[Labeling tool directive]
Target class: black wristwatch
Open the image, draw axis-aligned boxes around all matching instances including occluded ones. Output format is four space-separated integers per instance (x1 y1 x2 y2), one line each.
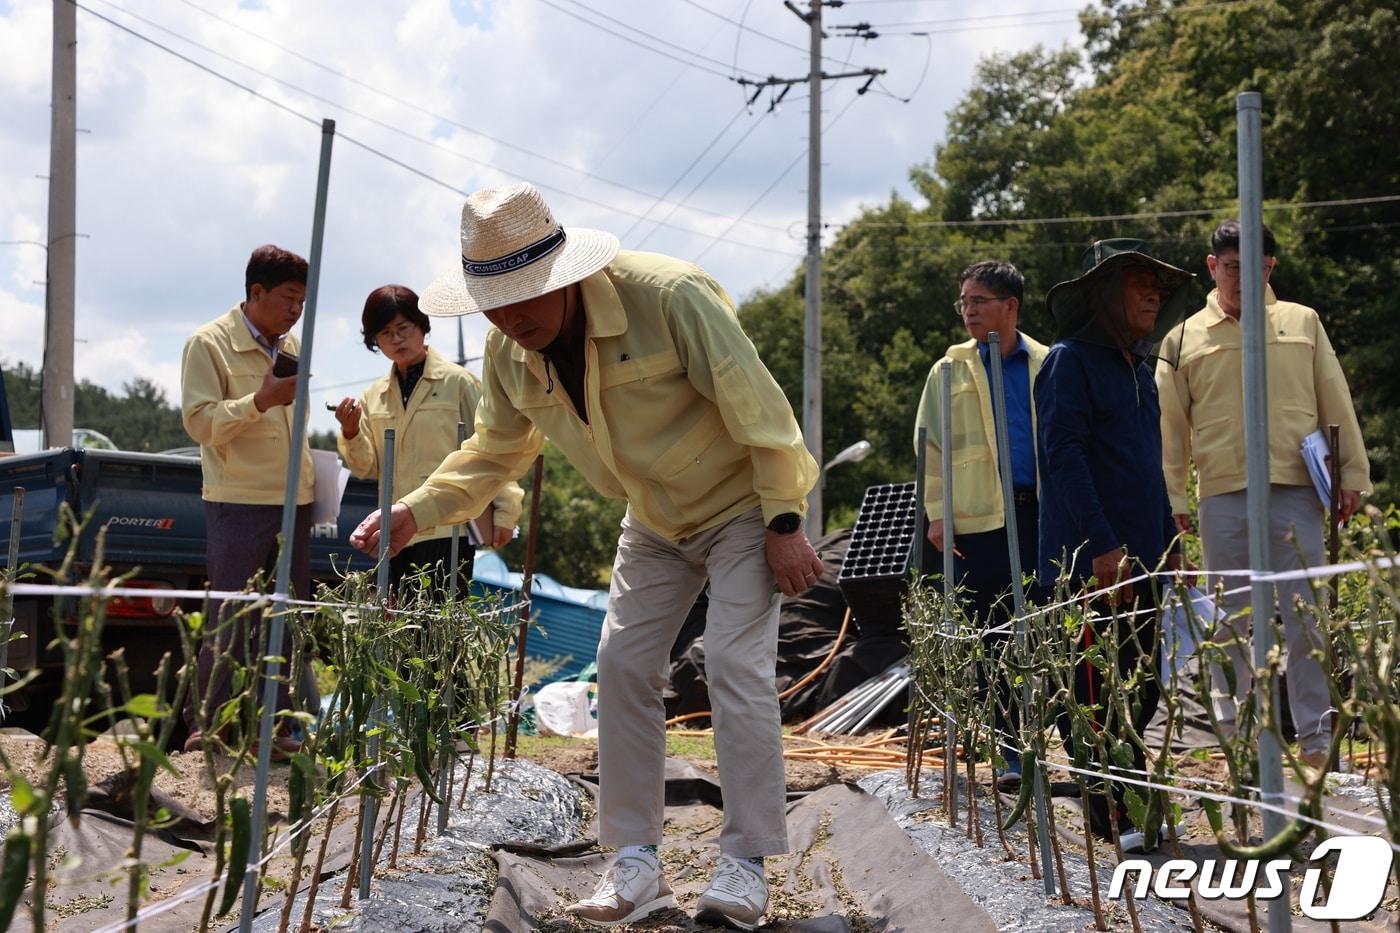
767 512 802 534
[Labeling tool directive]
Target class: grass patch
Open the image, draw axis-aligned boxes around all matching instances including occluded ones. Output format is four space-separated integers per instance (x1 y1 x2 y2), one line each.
512 730 716 764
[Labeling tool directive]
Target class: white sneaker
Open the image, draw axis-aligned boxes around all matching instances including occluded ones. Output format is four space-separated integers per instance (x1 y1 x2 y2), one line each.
1119 822 1187 854
695 854 769 931
564 855 675 927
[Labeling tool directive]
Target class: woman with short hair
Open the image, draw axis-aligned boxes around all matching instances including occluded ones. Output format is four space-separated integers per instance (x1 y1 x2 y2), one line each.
336 284 522 596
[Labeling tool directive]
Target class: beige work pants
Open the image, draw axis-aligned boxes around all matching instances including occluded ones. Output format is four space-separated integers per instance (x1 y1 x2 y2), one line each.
596 507 788 856
1200 484 1332 755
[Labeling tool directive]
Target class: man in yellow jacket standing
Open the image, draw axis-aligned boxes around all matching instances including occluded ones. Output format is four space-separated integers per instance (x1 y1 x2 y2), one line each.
1157 219 1372 769
914 260 1048 790
179 244 314 755
351 183 821 930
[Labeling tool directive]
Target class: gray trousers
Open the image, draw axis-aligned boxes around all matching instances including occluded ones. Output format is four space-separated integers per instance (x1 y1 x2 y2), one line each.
596 508 787 856
184 501 312 733
1199 485 1331 754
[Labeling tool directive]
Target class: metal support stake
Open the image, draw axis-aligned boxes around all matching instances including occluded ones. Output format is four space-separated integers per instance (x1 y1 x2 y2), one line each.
241 118 335 931
938 365 958 825
988 331 1055 895
802 0 824 535
1326 424 1342 610
439 420 468 833
911 426 927 791
504 455 545 759
358 428 395 900
1237 91 1290 933
1 488 24 703
447 421 468 602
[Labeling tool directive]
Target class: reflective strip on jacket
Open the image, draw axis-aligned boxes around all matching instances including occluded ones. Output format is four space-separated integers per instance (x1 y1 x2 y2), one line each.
399 251 817 542
338 346 524 546
914 333 1048 535
181 305 315 505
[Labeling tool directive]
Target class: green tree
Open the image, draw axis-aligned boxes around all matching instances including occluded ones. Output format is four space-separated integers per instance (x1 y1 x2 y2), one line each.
496 442 626 589
2 360 189 451
740 0 1399 511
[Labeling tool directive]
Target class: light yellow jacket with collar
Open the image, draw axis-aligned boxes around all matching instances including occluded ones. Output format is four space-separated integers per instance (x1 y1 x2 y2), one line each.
914 333 1049 535
399 251 818 543
1156 286 1372 513
338 346 523 547
181 305 315 505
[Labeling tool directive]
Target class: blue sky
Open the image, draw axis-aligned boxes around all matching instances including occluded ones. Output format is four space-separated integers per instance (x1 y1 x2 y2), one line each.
0 0 1082 438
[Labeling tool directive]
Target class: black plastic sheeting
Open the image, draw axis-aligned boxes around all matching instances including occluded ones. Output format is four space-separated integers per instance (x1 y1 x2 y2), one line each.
487 762 997 931
665 528 908 728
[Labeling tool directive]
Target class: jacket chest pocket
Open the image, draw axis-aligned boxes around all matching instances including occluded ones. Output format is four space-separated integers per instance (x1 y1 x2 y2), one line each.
227 361 269 397
949 383 989 449
413 397 457 422
600 350 682 389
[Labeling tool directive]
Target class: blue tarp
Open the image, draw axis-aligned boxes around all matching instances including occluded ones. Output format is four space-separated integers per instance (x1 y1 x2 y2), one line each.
473 551 606 679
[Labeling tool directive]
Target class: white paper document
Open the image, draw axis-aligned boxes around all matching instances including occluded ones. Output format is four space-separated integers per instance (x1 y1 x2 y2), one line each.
1159 586 1226 682
1300 428 1334 509
310 449 352 525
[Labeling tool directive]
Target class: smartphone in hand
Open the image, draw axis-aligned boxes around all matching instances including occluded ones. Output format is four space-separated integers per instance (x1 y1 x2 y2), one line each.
273 349 299 378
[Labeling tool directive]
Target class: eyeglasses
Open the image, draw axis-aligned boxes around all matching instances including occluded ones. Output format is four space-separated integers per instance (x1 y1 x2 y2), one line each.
1218 258 1276 276
376 322 419 344
952 294 1010 315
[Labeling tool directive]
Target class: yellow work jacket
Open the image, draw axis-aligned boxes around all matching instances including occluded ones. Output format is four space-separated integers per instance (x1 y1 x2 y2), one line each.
1156 287 1372 513
338 347 523 546
181 305 315 505
914 334 1048 535
400 251 817 542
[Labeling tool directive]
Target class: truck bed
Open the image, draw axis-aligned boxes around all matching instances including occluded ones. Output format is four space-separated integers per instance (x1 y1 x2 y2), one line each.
0 448 379 580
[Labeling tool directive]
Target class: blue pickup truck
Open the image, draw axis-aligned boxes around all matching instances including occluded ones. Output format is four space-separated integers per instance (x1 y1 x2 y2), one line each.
0 446 380 719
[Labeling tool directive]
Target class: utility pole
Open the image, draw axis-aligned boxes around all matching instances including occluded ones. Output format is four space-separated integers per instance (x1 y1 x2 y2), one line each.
737 1 883 535
43 0 77 450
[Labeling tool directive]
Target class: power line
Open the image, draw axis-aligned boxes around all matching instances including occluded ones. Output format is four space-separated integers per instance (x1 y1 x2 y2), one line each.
850 6 1094 28
634 107 775 250
846 218 1400 254
74 2 319 127
831 194 1400 230
78 0 800 256
110 0 791 237
862 0 1261 34
673 0 875 71
594 4 736 172
694 92 864 264
71 3 805 260
621 106 750 242
532 0 761 80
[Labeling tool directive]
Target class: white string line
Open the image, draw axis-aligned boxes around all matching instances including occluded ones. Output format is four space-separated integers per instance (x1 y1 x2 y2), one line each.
908 680 1393 834
1 582 524 624
90 760 390 933
1034 750 1396 833
910 554 1397 640
1035 757 1400 856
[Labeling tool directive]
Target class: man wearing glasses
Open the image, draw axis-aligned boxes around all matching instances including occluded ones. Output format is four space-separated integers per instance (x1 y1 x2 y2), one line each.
914 260 1048 790
1156 219 1372 771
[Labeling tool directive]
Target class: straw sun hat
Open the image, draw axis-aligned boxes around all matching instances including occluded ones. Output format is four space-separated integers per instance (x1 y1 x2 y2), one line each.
419 183 620 317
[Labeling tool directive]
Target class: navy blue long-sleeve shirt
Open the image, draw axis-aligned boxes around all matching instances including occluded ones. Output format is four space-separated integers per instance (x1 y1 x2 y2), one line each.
1035 339 1177 587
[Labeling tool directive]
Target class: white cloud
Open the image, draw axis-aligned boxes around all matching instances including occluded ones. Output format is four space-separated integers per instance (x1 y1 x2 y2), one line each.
0 0 1083 436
